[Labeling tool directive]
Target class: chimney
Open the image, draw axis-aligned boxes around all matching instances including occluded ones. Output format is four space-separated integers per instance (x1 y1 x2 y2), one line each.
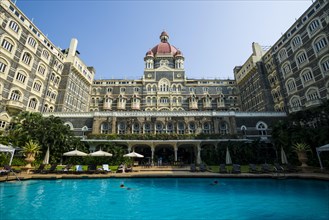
68 38 78 57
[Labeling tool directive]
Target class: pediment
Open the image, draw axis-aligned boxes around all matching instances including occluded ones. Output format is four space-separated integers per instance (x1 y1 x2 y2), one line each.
156 65 173 71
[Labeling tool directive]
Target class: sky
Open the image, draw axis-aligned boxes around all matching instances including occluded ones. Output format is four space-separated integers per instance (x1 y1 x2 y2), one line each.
15 0 313 80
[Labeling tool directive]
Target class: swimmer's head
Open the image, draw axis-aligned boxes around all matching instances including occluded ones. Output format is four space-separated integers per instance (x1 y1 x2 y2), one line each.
214 180 218 184
120 184 124 188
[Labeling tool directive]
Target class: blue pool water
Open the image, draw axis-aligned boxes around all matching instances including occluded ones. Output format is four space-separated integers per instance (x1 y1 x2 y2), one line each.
0 178 328 220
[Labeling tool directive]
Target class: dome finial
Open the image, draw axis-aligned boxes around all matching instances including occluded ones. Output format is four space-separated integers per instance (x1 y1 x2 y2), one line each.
160 31 169 43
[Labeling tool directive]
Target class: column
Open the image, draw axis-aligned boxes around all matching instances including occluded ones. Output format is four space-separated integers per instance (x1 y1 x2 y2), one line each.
196 142 201 165
174 143 178 161
151 144 155 166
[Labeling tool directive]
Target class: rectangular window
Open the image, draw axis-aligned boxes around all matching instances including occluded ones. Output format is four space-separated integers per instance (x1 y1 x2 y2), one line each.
309 20 320 33
33 82 41 92
302 71 313 82
28 99 37 109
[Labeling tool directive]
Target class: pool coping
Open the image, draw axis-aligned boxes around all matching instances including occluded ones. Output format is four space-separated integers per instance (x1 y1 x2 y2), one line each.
1 171 329 182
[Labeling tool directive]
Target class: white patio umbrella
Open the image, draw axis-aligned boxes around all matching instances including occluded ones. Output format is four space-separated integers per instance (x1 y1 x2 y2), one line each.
43 146 50 164
225 147 232 165
123 151 144 158
63 149 88 156
89 149 113 157
281 147 288 164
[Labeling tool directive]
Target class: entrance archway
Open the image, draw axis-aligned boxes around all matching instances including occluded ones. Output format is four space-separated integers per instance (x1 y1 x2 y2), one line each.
154 145 174 165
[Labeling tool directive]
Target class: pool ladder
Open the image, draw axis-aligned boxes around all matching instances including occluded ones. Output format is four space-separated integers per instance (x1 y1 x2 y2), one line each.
6 169 21 182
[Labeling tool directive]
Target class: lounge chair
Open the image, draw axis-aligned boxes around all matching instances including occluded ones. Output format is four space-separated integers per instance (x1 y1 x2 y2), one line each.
116 164 125 173
190 164 197 172
199 163 207 172
273 163 284 173
285 163 299 173
58 164 73 174
33 164 46 174
75 165 83 174
43 164 58 174
87 164 97 174
232 164 241 174
261 163 272 173
102 164 111 173
4 165 21 174
125 165 133 172
249 164 260 173
219 164 228 173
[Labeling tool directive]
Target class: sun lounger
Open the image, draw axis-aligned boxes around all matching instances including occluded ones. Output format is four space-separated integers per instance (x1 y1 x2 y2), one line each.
219 164 228 173
102 164 111 173
87 164 97 174
273 163 284 173
261 164 272 173
232 164 241 174
116 164 125 173
33 164 46 174
190 164 197 172
199 163 207 172
74 165 83 174
249 164 260 173
4 165 21 174
285 163 299 173
58 164 73 174
125 165 133 172
43 164 58 174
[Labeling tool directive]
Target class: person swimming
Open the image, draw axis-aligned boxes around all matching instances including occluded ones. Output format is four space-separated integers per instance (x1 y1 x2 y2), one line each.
210 180 219 186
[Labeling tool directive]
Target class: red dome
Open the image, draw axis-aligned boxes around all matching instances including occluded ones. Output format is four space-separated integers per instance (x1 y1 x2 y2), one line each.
145 50 154 57
151 42 178 55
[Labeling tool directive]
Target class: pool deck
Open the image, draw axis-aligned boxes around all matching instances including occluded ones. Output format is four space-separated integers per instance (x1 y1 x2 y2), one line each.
1 166 329 182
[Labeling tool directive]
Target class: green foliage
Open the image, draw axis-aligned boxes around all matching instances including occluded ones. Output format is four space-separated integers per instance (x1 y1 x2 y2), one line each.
22 140 42 156
292 143 311 153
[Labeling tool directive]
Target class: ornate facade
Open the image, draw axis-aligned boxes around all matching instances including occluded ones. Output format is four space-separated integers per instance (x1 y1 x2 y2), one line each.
91 31 240 112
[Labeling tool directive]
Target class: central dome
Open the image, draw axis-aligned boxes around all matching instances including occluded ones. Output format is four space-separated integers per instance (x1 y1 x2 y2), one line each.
150 31 179 56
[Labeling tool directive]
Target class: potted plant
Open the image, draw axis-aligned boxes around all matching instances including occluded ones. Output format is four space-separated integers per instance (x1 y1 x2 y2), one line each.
22 140 42 168
292 142 311 167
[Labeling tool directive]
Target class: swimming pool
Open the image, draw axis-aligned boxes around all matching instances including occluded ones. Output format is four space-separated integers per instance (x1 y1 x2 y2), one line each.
0 178 328 219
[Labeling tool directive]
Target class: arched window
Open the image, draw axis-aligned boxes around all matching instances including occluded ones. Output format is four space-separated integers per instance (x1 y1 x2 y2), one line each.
300 68 314 86
28 98 38 109
291 35 302 51
8 20 20 33
285 78 297 94
117 122 126 134
313 35 328 54
101 122 111 134
278 48 288 62
155 122 163 134
319 56 329 74
308 18 321 36
1 37 14 52
32 80 42 92
256 122 267 136
21 52 32 65
10 90 21 101
42 50 50 60
203 122 211 134
177 121 185 134
27 37 37 48
295 50 308 67
188 122 196 134
0 57 8 73
42 104 49 112
15 71 27 84
158 78 170 92
290 96 301 108
220 122 228 135
241 125 247 136
132 123 140 134
144 123 152 134
37 63 46 75
166 122 174 134
305 87 320 101
281 62 291 78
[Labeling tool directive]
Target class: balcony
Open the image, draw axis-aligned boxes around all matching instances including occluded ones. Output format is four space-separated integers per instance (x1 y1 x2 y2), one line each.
117 103 126 110
103 102 112 110
6 100 25 114
131 103 141 110
289 106 303 113
189 102 198 110
305 99 322 108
